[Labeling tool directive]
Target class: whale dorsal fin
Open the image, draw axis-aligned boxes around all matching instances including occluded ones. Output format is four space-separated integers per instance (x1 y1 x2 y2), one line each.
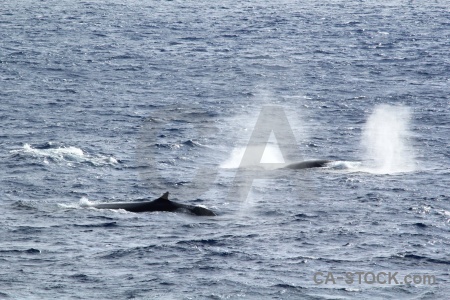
160 192 169 200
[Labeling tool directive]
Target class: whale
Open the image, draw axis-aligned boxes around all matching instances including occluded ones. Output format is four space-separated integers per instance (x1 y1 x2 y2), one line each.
91 192 216 216
283 159 331 169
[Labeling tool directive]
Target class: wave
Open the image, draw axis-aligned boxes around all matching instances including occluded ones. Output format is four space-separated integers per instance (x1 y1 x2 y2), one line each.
10 143 119 167
0 248 41 254
155 140 203 149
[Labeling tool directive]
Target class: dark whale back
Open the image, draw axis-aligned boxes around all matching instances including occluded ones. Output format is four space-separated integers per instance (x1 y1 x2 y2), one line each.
284 159 331 169
91 192 216 216
189 206 216 217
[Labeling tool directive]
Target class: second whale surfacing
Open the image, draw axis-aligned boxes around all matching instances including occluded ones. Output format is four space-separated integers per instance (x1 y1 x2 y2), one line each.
91 192 216 216
283 159 331 169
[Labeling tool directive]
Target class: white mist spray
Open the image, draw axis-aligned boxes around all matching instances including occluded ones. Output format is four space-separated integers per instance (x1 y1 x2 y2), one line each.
361 104 416 174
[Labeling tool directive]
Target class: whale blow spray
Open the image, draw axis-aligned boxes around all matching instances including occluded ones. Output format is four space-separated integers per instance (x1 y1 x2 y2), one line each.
361 104 416 174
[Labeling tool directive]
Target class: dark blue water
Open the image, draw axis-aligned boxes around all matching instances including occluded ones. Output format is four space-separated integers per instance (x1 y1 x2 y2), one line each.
1 1 449 299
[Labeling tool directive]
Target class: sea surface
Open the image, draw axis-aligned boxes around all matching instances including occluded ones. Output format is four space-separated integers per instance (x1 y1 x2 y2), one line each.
1 0 449 299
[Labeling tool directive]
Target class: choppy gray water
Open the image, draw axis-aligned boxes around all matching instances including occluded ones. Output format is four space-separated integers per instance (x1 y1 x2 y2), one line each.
1 1 449 299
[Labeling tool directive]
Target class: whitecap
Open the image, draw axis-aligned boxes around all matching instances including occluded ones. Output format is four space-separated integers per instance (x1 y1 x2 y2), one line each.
11 143 119 167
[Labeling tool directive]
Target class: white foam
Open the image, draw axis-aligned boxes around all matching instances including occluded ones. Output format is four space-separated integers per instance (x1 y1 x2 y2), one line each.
328 160 362 170
79 196 93 207
18 143 84 162
12 144 119 167
57 197 91 209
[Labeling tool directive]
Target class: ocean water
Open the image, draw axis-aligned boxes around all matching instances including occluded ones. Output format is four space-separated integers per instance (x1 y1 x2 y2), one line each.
1 0 449 299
